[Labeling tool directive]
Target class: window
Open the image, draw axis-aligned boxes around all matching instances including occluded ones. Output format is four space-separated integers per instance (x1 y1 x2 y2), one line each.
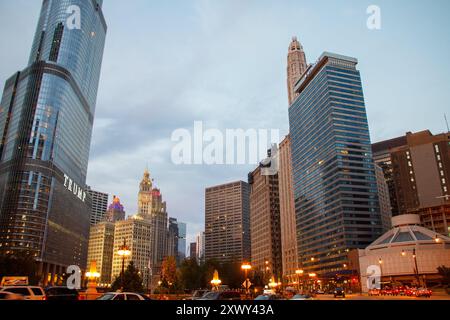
31 288 44 296
7 288 30 296
126 294 141 301
112 294 125 301
435 145 440 153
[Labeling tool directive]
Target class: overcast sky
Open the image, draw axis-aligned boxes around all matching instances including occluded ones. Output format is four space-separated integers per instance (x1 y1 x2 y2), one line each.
1 0 450 247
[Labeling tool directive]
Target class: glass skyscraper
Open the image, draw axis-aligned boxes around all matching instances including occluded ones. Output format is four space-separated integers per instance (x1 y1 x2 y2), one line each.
289 52 382 276
0 0 107 283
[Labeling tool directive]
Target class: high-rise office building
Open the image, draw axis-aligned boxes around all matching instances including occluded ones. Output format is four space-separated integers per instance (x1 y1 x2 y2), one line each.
177 222 187 261
86 221 115 286
189 242 197 260
375 164 392 232
372 135 408 216
279 135 298 280
289 52 382 275
104 196 125 223
167 217 179 259
87 187 109 225
196 231 205 263
390 130 450 212
205 181 251 264
287 37 308 105
248 165 282 280
0 0 107 283
111 215 152 286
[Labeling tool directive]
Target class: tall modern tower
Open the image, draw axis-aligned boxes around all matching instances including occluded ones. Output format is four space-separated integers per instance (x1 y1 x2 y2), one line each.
205 181 251 264
287 37 307 105
0 0 107 283
289 52 382 276
87 187 109 225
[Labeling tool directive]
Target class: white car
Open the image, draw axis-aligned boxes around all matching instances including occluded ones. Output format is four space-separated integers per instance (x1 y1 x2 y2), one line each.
0 286 45 300
0 291 25 300
291 294 315 300
96 292 151 301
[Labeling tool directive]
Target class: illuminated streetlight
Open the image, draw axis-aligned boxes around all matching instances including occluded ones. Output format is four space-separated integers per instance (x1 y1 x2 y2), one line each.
117 239 131 291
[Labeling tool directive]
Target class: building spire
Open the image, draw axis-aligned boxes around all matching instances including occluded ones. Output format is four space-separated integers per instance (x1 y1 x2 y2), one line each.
287 36 307 106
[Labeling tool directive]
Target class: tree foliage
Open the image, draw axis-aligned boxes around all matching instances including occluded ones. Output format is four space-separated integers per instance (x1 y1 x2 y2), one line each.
111 261 144 293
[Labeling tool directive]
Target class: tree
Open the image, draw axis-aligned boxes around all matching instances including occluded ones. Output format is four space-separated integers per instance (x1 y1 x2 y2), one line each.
0 254 39 285
111 261 144 293
160 256 179 293
179 258 201 291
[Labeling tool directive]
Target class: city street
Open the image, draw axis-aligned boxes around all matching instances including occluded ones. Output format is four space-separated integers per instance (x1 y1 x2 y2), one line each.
313 293 450 301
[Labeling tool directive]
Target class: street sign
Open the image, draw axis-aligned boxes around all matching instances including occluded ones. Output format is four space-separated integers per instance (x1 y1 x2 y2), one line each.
1 276 29 286
242 279 252 290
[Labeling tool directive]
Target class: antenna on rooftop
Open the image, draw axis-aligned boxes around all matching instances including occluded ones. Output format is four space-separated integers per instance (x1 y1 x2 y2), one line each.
445 113 450 133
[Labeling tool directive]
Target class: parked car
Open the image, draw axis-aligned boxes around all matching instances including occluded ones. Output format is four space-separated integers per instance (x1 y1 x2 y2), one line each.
315 289 325 295
254 294 283 301
197 291 241 301
0 291 25 300
333 287 345 298
381 288 393 296
185 290 210 300
415 288 432 298
97 292 151 301
0 286 45 300
291 294 314 300
405 288 417 296
368 288 380 296
44 287 80 301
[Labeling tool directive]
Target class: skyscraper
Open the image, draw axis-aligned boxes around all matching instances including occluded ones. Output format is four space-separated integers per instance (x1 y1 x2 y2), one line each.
111 215 152 286
287 37 308 105
0 0 107 283
375 165 392 232
248 165 282 280
279 135 298 280
86 221 115 286
189 242 197 260
196 231 205 263
167 217 179 260
205 181 251 264
289 52 382 275
390 130 450 212
137 169 168 276
372 135 408 216
280 37 308 280
87 187 109 225
104 196 126 223
177 222 187 261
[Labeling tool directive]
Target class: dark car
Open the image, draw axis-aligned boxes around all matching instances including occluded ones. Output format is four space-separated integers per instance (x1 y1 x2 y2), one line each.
198 291 241 301
44 287 80 301
333 287 345 298
254 294 283 301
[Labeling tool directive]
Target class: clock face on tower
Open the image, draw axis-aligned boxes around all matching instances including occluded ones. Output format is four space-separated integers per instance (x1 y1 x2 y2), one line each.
140 193 151 203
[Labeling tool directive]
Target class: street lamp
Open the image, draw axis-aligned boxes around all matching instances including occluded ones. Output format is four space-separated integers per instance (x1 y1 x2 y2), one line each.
241 263 252 298
117 239 131 291
402 248 421 287
241 263 252 279
378 258 383 290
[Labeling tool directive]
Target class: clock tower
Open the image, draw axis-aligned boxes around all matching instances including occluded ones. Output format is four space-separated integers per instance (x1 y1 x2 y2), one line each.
138 168 153 217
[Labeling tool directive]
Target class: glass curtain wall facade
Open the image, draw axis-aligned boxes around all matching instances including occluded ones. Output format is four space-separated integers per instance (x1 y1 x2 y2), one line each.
0 0 107 284
289 52 382 275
